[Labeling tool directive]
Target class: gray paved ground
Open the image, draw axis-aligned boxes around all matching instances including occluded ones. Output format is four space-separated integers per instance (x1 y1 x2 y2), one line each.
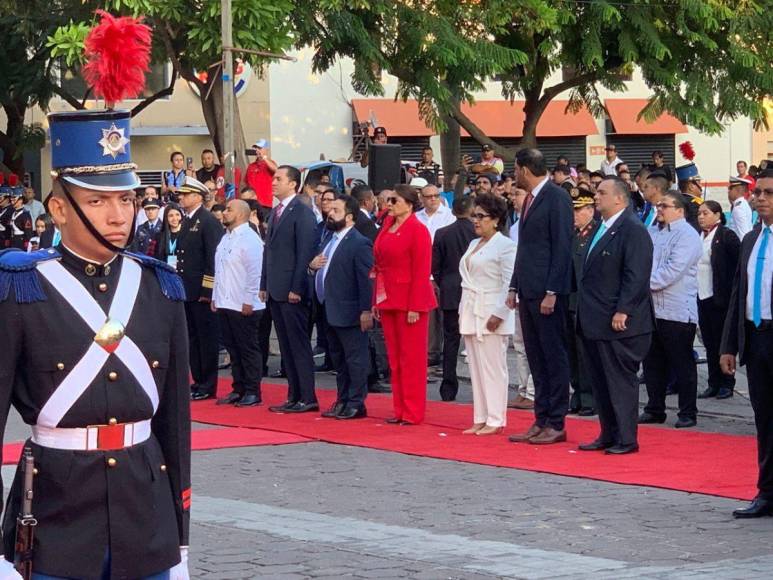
3 338 771 579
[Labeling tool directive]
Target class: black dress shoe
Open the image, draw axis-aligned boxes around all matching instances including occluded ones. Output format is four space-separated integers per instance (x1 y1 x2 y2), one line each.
578 439 615 451
269 400 297 413
385 417 402 424
216 391 242 405
567 406 581 415
235 394 261 407
269 369 286 379
321 402 345 418
337 407 367 419
605 443 639 455
698 387 720 399
638 412 666 424
733 498 773 519
578 407 596 417
674 417 697 429
283 401 320 413
368 383 392 394
716 388 734 399
191 391 214 401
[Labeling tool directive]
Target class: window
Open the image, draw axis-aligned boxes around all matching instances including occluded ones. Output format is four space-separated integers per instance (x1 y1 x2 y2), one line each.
58 61 171 100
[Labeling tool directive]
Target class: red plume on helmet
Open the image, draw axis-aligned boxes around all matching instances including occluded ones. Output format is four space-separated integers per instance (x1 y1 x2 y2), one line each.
82 10 152 108
678 141 696 162
8 174 18 187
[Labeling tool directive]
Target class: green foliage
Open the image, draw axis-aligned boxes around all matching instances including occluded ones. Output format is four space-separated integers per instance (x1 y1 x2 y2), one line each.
299 0 773 140
46 21 90 68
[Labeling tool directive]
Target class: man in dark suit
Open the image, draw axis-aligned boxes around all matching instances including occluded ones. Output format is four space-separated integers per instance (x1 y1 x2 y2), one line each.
507 148 574 445
260 165 319 413
432 196 476 401
721 168 773 518
311 194 374 418
351 184 379 242
176 177 225 400
576 177 655 455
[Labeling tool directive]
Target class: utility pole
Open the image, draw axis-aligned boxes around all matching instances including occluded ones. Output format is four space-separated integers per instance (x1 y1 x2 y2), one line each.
221 0 234 185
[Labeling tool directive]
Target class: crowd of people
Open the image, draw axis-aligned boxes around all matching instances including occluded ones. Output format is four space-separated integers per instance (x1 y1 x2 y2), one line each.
4 131 772 520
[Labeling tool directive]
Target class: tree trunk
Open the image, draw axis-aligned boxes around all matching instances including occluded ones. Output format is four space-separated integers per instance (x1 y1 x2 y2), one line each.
197 70 248 175
439 110 460 191
519 94 543 150
0 104 26 176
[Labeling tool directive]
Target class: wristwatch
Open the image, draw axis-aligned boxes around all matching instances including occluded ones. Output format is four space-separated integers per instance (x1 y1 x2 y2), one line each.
545 291 556 296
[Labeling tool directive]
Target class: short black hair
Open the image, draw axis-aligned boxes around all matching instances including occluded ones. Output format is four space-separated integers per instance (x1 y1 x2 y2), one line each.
278 165 302 192
170 151 184 162
211 203 225 213
451 195 474 217
515 148 547 177
351 184 374 204
202 149 215 156
601 176 631 201
665 192 687 210
422 146 433 152
306 174 322 189
335 193 361 219
554 164 571 175
474 193 508 233
646 174 670 194
589 171 604 180
757 167 773 179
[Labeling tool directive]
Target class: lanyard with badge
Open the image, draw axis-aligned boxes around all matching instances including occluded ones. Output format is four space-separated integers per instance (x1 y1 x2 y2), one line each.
167 237 178 269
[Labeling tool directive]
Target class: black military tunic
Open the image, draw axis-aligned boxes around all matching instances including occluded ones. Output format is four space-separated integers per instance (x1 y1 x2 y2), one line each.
8 208 33 250
0 245 191 579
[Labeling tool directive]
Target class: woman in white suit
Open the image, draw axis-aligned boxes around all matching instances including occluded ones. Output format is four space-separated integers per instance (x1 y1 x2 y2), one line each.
459 194 517 435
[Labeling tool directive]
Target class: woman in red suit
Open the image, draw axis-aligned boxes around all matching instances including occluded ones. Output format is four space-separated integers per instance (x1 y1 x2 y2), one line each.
372 185 438 424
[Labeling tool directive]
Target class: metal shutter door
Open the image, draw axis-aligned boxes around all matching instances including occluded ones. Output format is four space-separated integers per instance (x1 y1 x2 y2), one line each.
461 137 587 172
606 135 675 173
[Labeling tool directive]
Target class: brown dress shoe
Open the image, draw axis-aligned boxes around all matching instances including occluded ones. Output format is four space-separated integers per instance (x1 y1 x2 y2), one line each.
508 423 542 443
529 427 567 445
512 397 534 410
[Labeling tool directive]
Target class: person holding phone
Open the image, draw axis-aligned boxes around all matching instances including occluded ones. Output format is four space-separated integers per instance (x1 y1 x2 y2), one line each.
245 139 277 212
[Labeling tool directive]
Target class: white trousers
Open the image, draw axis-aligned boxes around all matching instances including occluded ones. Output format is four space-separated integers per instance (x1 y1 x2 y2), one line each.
464 334 510 427
512 312 535 399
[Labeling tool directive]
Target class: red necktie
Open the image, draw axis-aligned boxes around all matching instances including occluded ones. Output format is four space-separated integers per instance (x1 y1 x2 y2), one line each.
273 203 284 224
521 193 534 221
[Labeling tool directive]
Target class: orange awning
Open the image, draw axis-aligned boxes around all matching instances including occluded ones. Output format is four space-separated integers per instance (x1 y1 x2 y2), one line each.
352 99 598 138
605 99 688 135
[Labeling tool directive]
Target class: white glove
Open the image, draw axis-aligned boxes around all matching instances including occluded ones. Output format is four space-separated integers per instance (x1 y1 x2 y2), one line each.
0 557 23 580
168 546 190 580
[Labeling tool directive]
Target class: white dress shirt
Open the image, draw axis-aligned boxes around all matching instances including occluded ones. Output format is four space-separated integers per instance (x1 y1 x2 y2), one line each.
416 204 456 241
213 222 266 312
508 215 520 246
730 197 753 241
600 156 623 176
320 226 353 286
746 223 773 321
530 176 550 200
697 226 717 300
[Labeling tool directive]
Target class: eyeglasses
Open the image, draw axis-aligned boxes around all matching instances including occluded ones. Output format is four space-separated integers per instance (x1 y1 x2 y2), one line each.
422 194 440 199
471 212 491 220
656 202 676 209
752 188 773 198
386 197 399 205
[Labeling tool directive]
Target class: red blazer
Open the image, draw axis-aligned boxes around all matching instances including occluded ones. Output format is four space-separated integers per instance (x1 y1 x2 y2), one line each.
373 213 438 312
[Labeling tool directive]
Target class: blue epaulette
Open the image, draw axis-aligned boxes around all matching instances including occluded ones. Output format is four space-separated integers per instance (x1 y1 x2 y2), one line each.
123 251 187 302
0 248 60 303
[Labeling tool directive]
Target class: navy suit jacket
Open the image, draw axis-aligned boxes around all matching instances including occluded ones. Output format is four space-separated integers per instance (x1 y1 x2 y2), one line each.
576 208 655 341
261 195 318 301
317 228 374 327
510 179 574 298
721 224 772 364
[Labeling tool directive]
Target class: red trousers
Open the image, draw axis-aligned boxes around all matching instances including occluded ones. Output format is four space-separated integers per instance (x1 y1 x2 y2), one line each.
381 310 429 424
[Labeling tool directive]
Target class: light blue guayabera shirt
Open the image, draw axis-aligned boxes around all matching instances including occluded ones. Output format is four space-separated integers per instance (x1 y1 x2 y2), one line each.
648 217 703 324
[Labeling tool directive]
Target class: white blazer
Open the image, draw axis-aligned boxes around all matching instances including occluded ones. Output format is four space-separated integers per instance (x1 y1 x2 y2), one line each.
458 232 517 339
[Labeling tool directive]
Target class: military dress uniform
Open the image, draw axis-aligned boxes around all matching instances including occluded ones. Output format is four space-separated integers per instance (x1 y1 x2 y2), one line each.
0 106 192 579
174 192 224 398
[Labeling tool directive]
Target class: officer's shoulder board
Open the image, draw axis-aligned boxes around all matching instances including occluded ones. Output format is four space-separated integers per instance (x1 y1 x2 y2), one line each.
123 251 187 302
0 248 59 303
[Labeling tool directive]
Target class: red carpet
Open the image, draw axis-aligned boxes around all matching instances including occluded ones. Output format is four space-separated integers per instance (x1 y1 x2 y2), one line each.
186 379 759 501
2 427 311 465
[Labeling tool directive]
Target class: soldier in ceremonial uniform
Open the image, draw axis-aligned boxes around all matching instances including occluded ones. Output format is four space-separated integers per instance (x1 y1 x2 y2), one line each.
174 176 224 400
0 102 191 579
0 178 13 248
7 176 34 250
568 187 597 415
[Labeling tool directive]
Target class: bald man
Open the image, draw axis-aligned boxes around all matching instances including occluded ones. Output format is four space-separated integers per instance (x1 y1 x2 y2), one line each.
212 199 267 407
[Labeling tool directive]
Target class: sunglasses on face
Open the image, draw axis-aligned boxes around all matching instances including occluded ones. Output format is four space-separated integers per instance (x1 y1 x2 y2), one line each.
386 197 400 205
471 212 491 220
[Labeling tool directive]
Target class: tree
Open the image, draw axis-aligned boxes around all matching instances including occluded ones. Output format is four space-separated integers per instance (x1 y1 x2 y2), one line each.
0 1 93 175
294 1 773 164
52 0 295 170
